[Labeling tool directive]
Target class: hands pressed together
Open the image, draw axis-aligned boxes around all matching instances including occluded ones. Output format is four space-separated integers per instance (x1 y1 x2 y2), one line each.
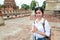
32 26 46 36
32 26 39 33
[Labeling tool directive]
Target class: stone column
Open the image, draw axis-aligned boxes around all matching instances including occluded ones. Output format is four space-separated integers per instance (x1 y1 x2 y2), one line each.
0 10 4 26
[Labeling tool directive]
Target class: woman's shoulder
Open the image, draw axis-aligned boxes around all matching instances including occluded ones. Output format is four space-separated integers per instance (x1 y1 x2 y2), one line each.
42 18 49 23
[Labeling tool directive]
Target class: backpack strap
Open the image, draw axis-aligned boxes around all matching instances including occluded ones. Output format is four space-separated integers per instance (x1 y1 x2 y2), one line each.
42 19 46 32
43 20 51 38
34 21 35 24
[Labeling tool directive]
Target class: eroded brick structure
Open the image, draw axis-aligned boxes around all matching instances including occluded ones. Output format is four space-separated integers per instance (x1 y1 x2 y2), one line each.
46 0 60 10
4 0 17 12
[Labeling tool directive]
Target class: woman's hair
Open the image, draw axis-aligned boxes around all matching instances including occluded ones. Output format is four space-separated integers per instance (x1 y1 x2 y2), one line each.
35 7 44 15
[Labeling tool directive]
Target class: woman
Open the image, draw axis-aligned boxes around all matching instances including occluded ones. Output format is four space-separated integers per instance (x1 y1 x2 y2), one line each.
32 7 50 40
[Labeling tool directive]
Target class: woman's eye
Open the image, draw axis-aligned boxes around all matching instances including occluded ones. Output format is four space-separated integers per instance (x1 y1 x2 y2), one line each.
37 12 40 14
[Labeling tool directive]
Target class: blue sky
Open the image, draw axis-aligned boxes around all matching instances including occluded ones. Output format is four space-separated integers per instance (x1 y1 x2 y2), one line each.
0 0 45 8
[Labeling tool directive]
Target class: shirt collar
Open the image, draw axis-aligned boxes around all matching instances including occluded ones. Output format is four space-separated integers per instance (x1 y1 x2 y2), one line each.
35 18 44 24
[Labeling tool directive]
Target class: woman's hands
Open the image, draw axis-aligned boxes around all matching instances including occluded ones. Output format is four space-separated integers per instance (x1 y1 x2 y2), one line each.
32 26 39 33
32 26 47 36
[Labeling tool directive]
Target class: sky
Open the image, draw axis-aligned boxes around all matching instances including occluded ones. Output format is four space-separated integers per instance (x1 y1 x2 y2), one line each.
0 0 45 8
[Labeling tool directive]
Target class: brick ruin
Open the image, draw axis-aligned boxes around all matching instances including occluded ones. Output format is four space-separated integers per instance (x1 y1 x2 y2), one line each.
4 0 17 12
45 0 60 18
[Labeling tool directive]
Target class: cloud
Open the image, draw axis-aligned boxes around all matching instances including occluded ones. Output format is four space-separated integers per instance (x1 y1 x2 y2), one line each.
36 0 45 6
15 0 32 8
0 0 4 4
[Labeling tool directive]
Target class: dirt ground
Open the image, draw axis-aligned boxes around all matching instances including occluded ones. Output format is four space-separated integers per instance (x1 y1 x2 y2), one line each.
9 24 60 40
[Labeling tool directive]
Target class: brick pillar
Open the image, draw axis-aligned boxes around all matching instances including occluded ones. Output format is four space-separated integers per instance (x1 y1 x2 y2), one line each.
0 10 4 26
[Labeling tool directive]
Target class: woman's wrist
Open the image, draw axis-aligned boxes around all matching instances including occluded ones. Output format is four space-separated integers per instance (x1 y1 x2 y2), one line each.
36 31 46 36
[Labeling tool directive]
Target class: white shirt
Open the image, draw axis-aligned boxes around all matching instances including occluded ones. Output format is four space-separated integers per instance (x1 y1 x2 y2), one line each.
32 18 50 39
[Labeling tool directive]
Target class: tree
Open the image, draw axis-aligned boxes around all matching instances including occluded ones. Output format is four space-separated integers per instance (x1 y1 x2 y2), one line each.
42 1 46 10
0 4 2 10
30 0 37 10
21 4 29 10
0 4 4 10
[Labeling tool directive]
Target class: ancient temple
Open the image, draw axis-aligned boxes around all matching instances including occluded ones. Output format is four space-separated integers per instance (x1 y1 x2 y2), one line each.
45 0 60 18
4 0 17 11
46 0 60 10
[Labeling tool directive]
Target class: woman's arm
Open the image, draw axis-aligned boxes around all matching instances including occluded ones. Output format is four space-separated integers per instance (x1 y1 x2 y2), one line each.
32 26 47 36
44 20 50 37
32 20 50 36
38 20 50 37
33 20 50 37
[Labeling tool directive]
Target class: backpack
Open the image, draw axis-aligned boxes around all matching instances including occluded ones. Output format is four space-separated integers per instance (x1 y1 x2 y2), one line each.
43 20 51 40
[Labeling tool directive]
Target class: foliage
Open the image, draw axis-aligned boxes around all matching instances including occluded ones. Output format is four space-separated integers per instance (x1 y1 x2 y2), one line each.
42 1 46 10
30 0 37 10
21 4 29 10
0 4 4 10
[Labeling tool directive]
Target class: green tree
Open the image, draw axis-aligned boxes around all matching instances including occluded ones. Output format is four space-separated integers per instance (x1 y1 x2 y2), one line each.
21 4 29 10
0 4 4 10
42 1 46 10
30 0 37 10
0 4 2 10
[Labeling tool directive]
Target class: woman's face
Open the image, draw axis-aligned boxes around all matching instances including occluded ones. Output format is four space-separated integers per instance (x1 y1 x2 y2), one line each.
35 10 43 18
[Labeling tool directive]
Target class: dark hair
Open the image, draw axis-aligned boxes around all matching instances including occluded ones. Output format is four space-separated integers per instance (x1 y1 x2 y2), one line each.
35 7 44 15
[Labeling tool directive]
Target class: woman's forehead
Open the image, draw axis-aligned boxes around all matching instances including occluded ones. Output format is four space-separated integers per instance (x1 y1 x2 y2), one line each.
36 10 41 12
